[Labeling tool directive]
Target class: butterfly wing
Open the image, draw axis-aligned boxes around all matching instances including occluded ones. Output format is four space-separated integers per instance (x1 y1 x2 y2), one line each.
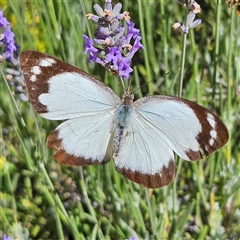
20 50 121 165
114 95 228 188
114 115 175 188
47 113 115 166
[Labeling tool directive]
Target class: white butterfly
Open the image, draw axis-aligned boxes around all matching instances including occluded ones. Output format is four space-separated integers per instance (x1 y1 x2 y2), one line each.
20 51 229 188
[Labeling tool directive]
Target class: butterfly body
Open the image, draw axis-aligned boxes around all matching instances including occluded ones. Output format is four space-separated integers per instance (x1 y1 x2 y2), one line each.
20 51 229 188
114 93 134 155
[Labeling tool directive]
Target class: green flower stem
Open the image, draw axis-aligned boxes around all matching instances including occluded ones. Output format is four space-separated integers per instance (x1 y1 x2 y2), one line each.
212 1 221 100
179 33 187 98
173 30 187 211
145 188 156 235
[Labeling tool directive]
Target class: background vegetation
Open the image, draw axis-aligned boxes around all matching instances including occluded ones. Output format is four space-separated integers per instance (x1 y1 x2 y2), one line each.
1 0 239 239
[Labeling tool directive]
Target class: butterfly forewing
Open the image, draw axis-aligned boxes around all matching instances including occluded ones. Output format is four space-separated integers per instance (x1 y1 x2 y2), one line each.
20 51 121 119
20 50 121 166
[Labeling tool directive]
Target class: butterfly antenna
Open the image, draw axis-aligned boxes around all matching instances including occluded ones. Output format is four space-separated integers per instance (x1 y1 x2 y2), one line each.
132 71 171 94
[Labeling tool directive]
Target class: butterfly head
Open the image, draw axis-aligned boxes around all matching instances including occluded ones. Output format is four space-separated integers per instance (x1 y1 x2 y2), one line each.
122 92 134 106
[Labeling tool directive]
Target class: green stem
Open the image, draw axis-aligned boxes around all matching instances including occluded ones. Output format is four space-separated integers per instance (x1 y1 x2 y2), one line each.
179 33 187 98
137 0 153 94
212 2 221 100
145 188 156 235
226 7 235 165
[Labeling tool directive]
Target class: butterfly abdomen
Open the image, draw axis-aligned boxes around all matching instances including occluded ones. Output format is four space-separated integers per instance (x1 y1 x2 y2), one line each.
114 94 135 155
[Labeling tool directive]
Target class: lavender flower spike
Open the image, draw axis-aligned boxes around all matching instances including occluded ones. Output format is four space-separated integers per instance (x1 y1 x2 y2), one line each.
6 45 28 101
83 0 144 80
172 11 201 34
0 10 17 61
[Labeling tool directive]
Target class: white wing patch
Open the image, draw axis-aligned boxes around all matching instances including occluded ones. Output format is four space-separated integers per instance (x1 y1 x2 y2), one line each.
30 75 36 82
114 115 174 174
39 72 121 120
31 66 41 75
135 97 202 160
207 113 216 128
53 112 115 163
39 58 56 67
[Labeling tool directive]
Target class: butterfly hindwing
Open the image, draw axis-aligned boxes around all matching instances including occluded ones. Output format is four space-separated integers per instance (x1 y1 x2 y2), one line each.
47 113 115 166
114 110 175 188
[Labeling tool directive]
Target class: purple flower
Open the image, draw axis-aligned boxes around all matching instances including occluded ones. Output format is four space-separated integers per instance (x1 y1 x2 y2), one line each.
2 234 12 240
0 11 17 60
118 58 133 79
83 35 97 55
126 35 144 59
0 14 25 101
172 11 201 34
126 21 140 41
0 11 9 27
106 47 122 65
83 0 144 80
